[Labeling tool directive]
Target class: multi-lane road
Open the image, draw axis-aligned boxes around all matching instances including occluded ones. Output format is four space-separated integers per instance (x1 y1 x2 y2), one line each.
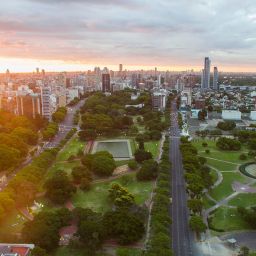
170 100 195 256
44 99 85 148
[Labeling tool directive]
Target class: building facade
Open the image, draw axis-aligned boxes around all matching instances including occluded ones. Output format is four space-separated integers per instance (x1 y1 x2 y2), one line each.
201 57 211 90
102 74 111 92
213 66 219 90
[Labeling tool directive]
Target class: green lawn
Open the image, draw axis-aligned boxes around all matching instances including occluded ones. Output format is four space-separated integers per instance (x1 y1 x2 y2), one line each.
209 172 248 201
47 161 81 177
210 207 250 231
56 136 85 162
205 158 237 172
115 160 130 167
202 195 215 209
116 248 142 256
200 150 250 164
145 141 160 159
129 138 137 154
229 193 256 208
134 140 160 159
72 173 153 212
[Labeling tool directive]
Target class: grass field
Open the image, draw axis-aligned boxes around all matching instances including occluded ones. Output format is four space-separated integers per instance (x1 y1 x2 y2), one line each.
47 136 85 177
205 158 237 172
47 160 81 177
144 141 160 159
209 172 248 201
210 207 250 231
229 193 256 208
116 248 142 256
193 139 251 201
56 136 85 162
72 172 153 212
202 195 215 209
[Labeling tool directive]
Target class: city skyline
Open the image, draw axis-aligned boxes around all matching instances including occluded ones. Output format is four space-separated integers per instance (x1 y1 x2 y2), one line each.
1 0 256 72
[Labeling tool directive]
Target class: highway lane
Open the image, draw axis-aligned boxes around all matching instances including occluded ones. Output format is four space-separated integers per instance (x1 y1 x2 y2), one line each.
170 100 194 256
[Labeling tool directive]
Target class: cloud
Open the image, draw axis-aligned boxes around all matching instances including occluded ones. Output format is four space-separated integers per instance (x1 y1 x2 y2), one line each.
0 0 256 70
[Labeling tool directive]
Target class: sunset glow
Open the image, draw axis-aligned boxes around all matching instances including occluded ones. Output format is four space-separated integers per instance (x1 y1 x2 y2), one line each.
1 0 256 72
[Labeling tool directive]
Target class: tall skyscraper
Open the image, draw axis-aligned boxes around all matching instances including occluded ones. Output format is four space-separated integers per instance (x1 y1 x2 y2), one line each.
119 64 123 72
41 87 51 120
102 74 111 92
201 57 211 90
213 66 219 90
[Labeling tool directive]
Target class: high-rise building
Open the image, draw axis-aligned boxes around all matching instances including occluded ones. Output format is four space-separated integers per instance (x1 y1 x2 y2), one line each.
152 89 168 111
17 93 42 119
36 67 39 74
213 66 219 90
119 64 123 72
41 87 51 120
201 57 211 90
102 74 111 92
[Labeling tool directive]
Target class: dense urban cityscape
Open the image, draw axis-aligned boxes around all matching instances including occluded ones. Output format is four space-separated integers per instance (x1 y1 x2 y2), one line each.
1 0 256 256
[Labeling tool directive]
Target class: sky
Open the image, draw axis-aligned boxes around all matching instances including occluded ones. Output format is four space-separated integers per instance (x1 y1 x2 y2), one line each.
1 0 256 72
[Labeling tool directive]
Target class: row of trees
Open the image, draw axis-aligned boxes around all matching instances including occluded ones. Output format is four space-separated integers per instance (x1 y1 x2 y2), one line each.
216 137 241 151
52 107 67 123
0 128 77 233
144 97 173 255
0 148 58 230
180 137 209 236
144 137 173 255
42 107 68 140
217 121 236 131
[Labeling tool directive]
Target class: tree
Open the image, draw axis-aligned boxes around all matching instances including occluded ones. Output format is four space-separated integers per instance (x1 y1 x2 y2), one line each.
216 137 241 151
91 155 116 177
80 178 91 191
44 171 76 204
136 160 158 181
239 246 250 256
77 219 104 251
12 127 38 145
198 109 207 120
22 209 71 251
249 139 256 150
188 199 203 214
78 129 97 141
31 246 49 256
189 215 207 235
134 149 152 163
103 210 145 245
108 183 135 209
0 144 20 171
71 166 91 184
239 153 247 160
217 121 236 131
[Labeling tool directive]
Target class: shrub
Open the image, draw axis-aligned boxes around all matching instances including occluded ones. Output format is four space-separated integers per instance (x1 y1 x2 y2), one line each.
239 153 247 160
128 160 138 170
216 137 241 151
205 149 210 154
202 142 208 147
80 178 91 191
136 160 158 181
134 149 152 163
